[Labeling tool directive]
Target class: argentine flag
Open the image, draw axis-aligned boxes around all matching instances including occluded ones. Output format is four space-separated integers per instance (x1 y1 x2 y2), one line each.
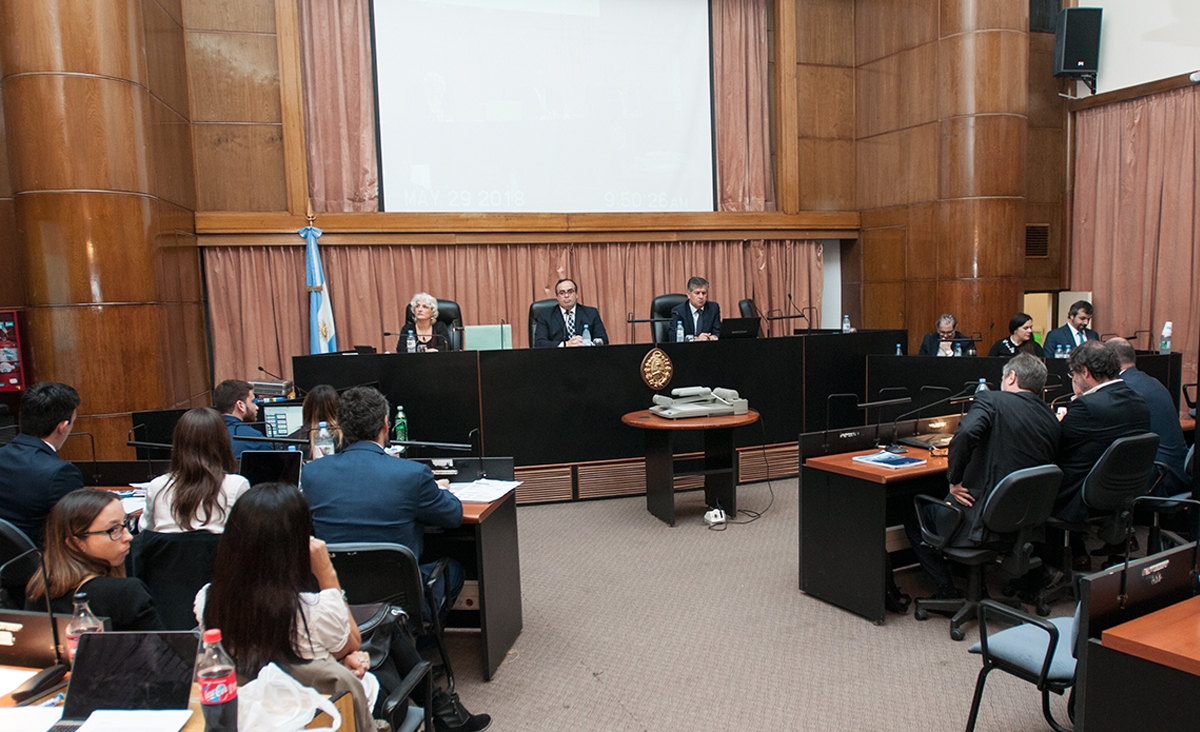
301 225 337 354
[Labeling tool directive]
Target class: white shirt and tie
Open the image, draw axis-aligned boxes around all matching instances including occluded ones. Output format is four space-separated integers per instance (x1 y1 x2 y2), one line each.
561 307 576 338
1074 327 1087 347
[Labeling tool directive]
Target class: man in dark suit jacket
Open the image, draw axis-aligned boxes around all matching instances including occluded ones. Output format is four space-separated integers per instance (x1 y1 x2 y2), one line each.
904 355 1060 596
1055 340 1151 523
214 378 270 458
1107 338 1189 496
534 278 608 348
1042 299 1099 356
0 382 84 546
668 276 721 342
917 313 968 356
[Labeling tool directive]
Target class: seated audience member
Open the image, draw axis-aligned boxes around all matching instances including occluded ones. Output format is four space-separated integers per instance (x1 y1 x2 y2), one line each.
987 313 1045 359
289 384 343 459
1042 299 1099 356
668 276 721 342
26 489 163 631
198 482 491 732
917 314 968 356
0 381 84 546
213 378 270 458
399 292 454 352
534 278 607 347
139 407 250 533
1107 337 1189 496
904 354 1060 599
1054 340 1151 526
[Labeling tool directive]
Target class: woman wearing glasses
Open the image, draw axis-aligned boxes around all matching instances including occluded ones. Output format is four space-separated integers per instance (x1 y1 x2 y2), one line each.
25 488 163 630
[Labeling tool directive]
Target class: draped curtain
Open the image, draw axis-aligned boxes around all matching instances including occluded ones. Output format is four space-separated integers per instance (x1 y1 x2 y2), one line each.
1071 85 1200 405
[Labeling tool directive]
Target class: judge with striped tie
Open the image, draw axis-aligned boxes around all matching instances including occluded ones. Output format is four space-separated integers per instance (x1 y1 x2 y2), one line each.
534 278 609 348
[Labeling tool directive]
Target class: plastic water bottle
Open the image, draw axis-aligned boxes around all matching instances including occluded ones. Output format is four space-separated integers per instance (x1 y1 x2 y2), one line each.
65 591 103 663
196 628 238 731
953 343 963 357
895 343 902 356
406 330 417 353
676 320 685 343
581 323 592 346
841 314 851 333
313 421 335 458
393 406 408 444
1160 321 1172 355
975 377 989 393
1055 344 1064 359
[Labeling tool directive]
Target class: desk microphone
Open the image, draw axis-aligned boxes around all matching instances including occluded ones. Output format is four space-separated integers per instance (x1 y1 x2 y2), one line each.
786 294 811 331
66 431 100 485
256 365 286 381
6 548 68 702
883 385 975 453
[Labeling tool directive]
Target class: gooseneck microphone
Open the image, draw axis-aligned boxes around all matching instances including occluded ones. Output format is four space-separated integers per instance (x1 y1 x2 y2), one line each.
7 549 68 702
65 431 100 485
257 365 286 381
883 385 975 453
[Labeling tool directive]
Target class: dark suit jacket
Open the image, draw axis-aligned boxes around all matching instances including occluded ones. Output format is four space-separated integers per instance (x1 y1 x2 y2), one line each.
945 390 1061 545
1055 379 1151 522
917 331 968 356
667 301 721 341
397 319 453 352
1042 324 1099 355
0 433 84 546
1121 366 1190 496
223 414 269 459
533 304 608 348
301 440 462 560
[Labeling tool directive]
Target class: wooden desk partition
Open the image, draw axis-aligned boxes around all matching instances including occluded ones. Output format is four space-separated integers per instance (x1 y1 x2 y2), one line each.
1101 594 1200 677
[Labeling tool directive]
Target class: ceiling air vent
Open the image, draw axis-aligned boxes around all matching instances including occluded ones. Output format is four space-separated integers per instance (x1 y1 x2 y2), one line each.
1026 224 1050 258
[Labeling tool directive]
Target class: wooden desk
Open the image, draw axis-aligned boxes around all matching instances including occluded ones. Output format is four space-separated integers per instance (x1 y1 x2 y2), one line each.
799 448 949 624
178 683 354 731
1102 594 1200 677
621 409 760 526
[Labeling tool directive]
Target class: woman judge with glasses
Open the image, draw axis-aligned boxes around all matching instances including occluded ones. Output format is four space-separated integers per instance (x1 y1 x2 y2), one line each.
398 292 454 352
25 488 164 630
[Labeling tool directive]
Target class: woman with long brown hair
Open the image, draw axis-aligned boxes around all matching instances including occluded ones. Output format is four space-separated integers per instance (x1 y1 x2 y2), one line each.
26 489 162 630
298 384 343 458
139 407 250 533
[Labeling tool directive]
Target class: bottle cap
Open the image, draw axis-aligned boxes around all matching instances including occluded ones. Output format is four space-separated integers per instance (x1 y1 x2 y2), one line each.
318 421 327 428
1162 321 1173 337
73 591 88 602
203 628 222 644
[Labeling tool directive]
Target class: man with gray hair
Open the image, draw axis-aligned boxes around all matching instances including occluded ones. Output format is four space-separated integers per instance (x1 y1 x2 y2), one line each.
917 313 968 356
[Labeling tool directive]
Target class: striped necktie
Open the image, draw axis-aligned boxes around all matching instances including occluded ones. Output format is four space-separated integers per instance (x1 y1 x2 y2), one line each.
566 310 575 338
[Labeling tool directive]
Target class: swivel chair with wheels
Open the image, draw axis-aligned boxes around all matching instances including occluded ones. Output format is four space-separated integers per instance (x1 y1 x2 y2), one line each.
650 293 687 344
913 464 1062 640
528 298 559 346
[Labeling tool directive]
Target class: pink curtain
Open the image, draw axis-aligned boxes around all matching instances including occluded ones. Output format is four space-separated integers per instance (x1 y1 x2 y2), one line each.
1071 85 1200 404
204 240 822 380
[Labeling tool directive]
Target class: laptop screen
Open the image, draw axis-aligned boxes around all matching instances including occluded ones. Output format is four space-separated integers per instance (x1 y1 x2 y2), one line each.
238 450 304 488
261 404 304 438
63 631 198 718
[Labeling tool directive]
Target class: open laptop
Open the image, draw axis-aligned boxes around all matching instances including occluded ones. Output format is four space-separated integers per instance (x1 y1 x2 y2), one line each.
47 631 198 729
720 317 761 340
239 449 303 487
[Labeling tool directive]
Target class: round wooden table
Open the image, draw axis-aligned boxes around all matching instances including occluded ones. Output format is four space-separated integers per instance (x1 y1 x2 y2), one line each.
621 409 760 526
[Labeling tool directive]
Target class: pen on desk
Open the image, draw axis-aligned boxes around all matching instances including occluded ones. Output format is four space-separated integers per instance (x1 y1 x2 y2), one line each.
40 691 66 706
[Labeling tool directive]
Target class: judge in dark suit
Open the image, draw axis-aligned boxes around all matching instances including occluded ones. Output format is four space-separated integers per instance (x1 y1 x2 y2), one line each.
904 355 1060 596
534 278 608 348
1041 300 1099 356
1107 337 1190 496
917 313 968 356
0 381 84 546
667 276 721 341
1054 340 1151 524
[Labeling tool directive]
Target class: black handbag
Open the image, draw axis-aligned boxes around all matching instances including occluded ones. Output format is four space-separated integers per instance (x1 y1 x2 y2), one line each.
350 602 411 668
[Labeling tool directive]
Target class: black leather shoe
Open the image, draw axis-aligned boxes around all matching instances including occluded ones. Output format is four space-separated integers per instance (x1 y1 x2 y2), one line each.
433 689 492 732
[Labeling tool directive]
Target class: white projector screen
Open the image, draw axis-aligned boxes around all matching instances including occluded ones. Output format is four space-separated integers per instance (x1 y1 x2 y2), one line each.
372 0 716 213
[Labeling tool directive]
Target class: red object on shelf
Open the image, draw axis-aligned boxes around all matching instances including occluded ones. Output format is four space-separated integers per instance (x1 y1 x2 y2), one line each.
0 310 30 392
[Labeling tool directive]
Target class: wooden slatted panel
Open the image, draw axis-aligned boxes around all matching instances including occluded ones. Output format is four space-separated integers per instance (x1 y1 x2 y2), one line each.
577 459 645 499
737 442 799 482
513 465 573 504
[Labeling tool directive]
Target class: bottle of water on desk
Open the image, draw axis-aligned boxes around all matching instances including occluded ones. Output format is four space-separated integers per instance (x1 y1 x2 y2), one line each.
582 323 592 346
1160 321 1173 354
393 406 407 453
953 343 962 357
65 591 103 662
313 421 335 458
196 628 238 732
1055 344 1064 359
895 343 902 356
676 320 685 343
975 378 989 393
842 314 851 333
406 330 417 353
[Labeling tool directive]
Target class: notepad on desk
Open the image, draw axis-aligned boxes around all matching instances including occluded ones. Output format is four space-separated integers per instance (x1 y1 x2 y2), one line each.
851 451 927 469
447 478 522 503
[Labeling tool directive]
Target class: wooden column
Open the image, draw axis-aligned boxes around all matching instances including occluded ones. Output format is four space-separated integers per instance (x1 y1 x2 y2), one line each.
0 0 208 459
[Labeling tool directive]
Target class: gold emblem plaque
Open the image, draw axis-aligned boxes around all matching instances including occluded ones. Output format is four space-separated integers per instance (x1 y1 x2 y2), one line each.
640 348 673 391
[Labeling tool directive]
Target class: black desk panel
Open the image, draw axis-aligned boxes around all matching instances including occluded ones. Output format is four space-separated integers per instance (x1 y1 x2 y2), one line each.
803 330 907 431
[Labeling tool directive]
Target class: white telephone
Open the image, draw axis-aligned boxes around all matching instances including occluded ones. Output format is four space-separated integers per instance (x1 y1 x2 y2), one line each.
649 386 749 419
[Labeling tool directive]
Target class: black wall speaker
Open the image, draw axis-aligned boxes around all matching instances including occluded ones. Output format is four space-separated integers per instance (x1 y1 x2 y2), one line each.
1053 8 1103 77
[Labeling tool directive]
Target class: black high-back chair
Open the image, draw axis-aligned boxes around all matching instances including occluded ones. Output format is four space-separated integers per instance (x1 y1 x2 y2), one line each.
913 464 1062 640
129 530 221 630
738 298 758 318
650 293 687 344
528 298 559 345
0 518 36 609
404 298 463 351
327 542 458 695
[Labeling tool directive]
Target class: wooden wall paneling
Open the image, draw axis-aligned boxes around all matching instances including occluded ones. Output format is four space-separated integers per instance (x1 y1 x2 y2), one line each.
798 138 856 210
936 198 1026 281
150 97 198 209
0 200 23 308
512 465 573 504
903 278 939 350
737 442 799 483
856 125 939 210
157 0 183 26
938 30 1029 117
0 89 10 200
143 0 190 116
1027 127 1066 203
935 277 1025 340
4 75 152 193
0 0 147 81
939 0 1028 34
855 0 938 66
1026 30 1067 289
862 226 906 282
185 30 282 123
181 0 276 33
59 415 139 462
192 123 287 211
796 0 855 67
159 301 211 407
1024 201 1063 290
797 65 855 139
576 459 645 499
153 199 203 303
939 114 1027 198
773 0 801 213
862 280 906 329
273 0 310 215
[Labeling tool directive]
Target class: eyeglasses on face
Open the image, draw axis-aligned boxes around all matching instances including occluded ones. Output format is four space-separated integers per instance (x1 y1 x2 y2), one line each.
556 288 576 296
78 516 134 541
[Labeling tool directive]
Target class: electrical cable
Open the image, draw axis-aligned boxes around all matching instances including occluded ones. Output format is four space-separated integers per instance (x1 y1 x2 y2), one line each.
706 414 776 530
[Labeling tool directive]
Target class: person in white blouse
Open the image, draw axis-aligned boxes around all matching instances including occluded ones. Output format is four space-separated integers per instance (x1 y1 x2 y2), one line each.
140 407 251 534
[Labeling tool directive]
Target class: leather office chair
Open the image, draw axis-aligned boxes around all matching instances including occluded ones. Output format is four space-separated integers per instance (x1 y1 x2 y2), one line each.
327 542 458 694
913 464 1062 640
129 529 221 630
1037 432 1160 609
404 298 463 351
650 293 687 344
738 298 758 318
0 518 36 609
1144 443 1195 553
528 298 559 346
965 600 1078 732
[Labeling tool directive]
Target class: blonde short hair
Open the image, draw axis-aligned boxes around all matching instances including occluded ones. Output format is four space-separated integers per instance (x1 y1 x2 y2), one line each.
410 292 439 321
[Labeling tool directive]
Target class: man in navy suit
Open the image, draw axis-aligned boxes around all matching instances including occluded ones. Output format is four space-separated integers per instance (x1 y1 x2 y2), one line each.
1042 300 1099 356
1107 337 1189 496
533 278 608 348
667 276 721 342
214 379 270 458
917 313 969 356
0 381 84 546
